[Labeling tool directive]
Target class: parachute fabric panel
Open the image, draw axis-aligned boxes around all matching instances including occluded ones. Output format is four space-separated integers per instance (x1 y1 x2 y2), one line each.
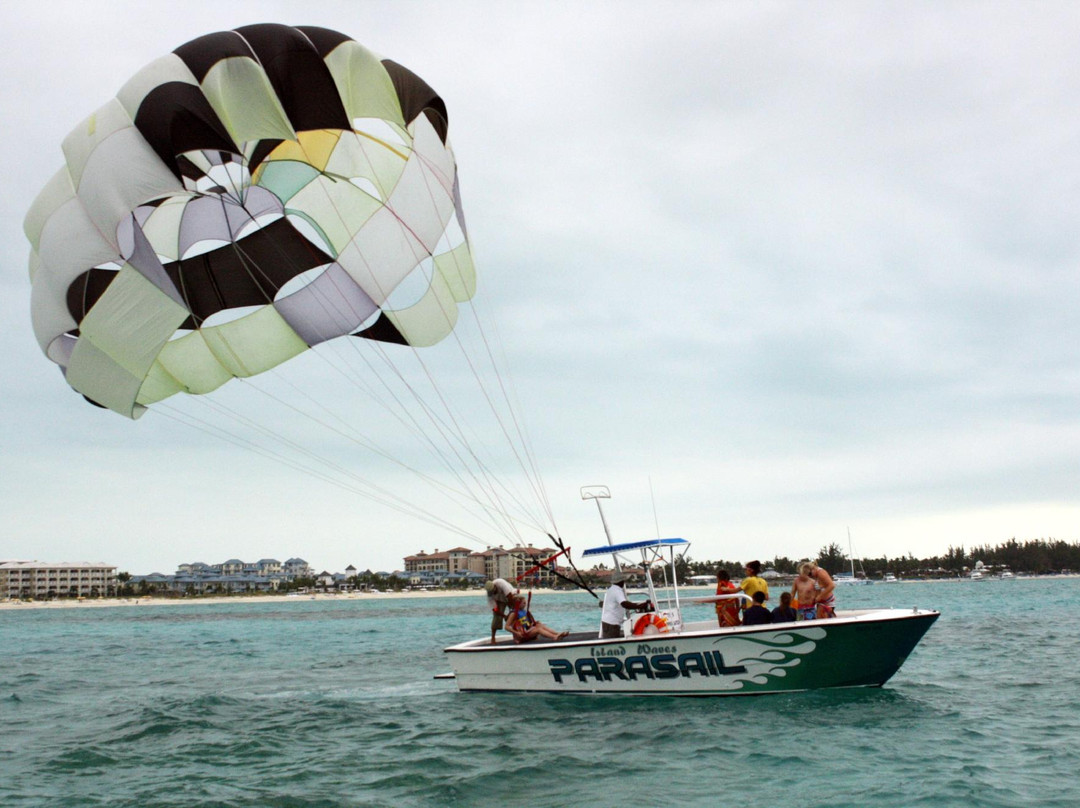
62 99 185 245
383 270 461 347
26 24 477 418
435 242 477 302
67 266 190 417
26 171 118 356
140 331 234 401
196 306 308 379
232 24 351 133
274 263 380 347
315 37 407 127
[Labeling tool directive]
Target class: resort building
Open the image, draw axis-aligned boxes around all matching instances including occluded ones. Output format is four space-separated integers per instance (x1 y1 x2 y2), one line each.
405 544 561 586
403 547 474 574
175 557 312 580
0 561 118 599
131 557 316 594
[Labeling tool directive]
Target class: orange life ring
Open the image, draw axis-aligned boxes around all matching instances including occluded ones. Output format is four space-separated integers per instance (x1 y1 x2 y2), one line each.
632 612 669 635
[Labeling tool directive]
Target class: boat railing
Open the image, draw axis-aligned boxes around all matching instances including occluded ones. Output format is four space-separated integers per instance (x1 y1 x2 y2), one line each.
687 593 754 607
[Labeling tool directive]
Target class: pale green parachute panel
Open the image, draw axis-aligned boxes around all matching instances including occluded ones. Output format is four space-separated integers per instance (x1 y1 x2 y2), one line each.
322 39 407 129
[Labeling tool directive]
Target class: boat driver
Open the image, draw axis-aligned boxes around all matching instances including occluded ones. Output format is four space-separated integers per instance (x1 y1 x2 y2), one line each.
599 569 652 639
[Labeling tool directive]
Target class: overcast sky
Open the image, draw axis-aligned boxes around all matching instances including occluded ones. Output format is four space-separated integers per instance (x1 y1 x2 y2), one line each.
2 1 1077 575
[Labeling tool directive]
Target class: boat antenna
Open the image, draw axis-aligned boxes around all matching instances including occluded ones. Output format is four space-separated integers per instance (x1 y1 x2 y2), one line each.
648 476 660 538
581 485 618 571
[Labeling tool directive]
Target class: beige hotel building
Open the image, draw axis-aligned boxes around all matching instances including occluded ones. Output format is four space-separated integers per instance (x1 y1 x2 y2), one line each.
0 561 118 599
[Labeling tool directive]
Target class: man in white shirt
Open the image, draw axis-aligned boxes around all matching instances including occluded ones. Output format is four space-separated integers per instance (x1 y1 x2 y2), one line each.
600 570 652 639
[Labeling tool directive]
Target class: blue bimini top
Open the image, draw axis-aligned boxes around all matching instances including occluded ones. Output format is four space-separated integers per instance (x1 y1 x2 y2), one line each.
581 538 689 557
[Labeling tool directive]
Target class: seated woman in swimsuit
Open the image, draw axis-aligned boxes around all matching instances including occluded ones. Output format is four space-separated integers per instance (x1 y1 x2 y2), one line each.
505 594 569 643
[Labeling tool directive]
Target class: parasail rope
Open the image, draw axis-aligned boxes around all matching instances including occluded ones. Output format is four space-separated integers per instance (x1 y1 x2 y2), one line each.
154 120 565 559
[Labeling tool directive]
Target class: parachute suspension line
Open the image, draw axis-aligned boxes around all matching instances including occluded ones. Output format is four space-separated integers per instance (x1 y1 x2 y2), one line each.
156 390 517 546
393 165 554 532
167 131 554 555
230 369 552 541
186 193 546 548
273 130 549 545
351 131 557 539
443 301 555 532
317 127 541 527
363 332 536 542
503 542 599 600
153 398 494 544
240 212 537 545
214 189 529 540
406 142 558 534
343 338 540 540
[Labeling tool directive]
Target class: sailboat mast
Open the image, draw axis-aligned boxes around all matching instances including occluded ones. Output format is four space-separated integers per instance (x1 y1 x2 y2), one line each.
847 527 856 579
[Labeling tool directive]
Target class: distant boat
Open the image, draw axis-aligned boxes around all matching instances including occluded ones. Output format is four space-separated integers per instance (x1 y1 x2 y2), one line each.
836 528 872 585
882 573 899 583
999 570 1015 580
834 573 873 586
970 570 986 581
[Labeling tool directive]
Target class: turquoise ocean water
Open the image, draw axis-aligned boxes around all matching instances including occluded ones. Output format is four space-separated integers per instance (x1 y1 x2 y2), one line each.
2 578 1078 808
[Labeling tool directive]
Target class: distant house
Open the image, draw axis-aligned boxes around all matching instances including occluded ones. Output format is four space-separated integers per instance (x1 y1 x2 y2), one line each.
283 558 312 579
257 559 282 575
221 559 244 575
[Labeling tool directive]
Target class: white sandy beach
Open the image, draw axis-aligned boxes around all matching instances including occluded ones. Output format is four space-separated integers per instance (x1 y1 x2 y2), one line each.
0 589 501 610
0 588 592 610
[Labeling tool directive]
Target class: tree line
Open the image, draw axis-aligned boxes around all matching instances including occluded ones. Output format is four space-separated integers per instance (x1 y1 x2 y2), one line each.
676 537 1079 579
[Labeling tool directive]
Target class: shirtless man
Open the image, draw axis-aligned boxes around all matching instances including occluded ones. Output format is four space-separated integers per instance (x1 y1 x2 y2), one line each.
792 561 837 619
792 563 818 621
809 561 836 618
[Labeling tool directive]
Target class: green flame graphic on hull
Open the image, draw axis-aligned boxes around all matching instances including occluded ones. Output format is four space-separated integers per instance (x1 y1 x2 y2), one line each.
713 627 827 691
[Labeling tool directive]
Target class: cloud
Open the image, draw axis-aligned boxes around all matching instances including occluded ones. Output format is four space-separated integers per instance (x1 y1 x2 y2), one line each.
1 2 1076 574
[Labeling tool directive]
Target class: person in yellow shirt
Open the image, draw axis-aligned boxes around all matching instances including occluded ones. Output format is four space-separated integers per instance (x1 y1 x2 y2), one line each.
739 560 769 616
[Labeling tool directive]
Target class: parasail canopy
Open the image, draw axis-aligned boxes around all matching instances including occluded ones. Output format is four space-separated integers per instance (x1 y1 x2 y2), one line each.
24 23 476 419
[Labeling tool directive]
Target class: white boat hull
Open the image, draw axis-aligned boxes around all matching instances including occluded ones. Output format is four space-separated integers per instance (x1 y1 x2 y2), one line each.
444 608 939 696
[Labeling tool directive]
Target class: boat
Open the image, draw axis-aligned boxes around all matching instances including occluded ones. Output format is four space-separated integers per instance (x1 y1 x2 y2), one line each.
834 572 873 586
834 528 872 585
442 536 939 696
882 573 899 583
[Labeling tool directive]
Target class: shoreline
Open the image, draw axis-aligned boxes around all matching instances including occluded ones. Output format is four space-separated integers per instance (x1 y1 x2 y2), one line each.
2 574 1072 611
0 589 497 610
